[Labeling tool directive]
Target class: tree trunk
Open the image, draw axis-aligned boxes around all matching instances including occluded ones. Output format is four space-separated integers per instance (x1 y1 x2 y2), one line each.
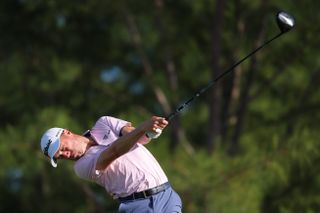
124 9 171 116
154 0 181 151
229 2 269 155
221 0 244 143
207 0 226 153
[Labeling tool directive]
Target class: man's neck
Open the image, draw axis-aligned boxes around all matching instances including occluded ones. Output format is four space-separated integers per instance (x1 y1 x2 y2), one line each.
84 135 98 151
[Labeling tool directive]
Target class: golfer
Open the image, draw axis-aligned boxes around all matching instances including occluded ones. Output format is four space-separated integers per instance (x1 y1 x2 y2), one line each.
40 115 182 213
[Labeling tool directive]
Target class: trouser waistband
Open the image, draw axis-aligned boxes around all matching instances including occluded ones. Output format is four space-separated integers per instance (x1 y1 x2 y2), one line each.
118 182 170 202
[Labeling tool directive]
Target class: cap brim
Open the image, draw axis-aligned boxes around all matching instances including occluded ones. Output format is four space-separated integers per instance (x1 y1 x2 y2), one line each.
50 158 58 168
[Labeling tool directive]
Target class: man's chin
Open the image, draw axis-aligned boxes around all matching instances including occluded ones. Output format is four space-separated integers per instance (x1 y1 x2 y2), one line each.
72 154 84 160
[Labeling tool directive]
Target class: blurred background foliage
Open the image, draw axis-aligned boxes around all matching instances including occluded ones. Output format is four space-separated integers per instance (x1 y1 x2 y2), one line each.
1 0 320 212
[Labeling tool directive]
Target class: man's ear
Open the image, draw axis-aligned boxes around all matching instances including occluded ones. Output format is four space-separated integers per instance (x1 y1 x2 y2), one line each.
63 129 72 135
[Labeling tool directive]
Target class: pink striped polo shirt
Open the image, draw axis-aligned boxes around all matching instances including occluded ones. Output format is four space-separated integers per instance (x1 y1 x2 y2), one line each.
74 116 168 199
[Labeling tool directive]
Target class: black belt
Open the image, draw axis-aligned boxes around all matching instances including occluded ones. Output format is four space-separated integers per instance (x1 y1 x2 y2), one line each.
118 182 170 202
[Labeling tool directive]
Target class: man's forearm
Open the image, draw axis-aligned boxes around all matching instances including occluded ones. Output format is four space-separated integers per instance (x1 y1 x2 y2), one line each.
96 116 168 170
121 125 151 145
96 127 145 170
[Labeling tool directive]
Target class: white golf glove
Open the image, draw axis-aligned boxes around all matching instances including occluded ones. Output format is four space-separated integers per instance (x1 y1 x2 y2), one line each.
146 128 162 139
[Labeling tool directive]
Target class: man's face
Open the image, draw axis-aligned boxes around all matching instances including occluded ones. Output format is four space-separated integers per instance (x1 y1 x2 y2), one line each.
54 130 88 160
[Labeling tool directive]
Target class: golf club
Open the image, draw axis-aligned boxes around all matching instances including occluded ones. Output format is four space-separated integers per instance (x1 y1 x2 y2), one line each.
166 11 295 121
146 11 294 139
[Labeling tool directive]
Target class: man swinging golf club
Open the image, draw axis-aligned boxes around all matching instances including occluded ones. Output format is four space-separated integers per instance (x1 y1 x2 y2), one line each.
40 115 182 212
40 10 294 213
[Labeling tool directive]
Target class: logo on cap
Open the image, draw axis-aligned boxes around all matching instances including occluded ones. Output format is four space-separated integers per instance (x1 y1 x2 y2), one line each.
43 139 52 157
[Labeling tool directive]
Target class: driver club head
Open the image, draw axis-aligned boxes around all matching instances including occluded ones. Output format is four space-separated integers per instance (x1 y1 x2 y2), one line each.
276 11 295 33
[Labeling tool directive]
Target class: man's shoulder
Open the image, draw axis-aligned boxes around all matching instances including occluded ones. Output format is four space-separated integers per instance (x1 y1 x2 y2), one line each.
95 115 119 122
93 116 119 127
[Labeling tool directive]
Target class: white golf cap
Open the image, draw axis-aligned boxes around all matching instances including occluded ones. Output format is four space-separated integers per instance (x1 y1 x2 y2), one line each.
40 127 64 168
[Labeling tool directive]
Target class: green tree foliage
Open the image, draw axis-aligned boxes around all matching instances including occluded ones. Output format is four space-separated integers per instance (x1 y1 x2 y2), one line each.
0 0 319 212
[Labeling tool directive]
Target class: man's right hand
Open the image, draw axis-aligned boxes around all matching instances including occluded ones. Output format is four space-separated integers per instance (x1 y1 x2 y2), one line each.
140 116 168 134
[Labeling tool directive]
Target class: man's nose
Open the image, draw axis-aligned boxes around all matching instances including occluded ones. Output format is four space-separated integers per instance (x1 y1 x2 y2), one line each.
61 151 71 158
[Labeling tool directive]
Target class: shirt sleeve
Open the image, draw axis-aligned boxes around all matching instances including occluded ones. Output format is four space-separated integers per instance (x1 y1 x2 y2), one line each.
100 116 129 136
90 116 130 146
102 116 150 144
103 116 150 144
